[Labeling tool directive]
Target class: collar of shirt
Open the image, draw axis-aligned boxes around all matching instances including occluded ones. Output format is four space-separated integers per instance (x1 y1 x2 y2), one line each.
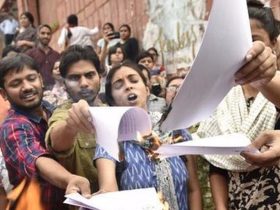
11 100 54 123
37 46 54 55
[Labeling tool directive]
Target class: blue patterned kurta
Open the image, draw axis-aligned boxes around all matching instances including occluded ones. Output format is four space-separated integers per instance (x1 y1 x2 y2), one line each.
95 129 190 210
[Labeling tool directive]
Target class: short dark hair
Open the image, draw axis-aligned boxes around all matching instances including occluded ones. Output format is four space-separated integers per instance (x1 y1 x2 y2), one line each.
67 14 78 26
38 24 52 33
20 12 34 27
59 45 102 78
105 60 147 105
0 54 39 88
136 51 154 63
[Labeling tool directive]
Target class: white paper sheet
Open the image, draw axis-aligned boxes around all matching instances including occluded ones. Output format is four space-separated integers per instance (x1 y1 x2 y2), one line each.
89 107 152 160
156 133 257 158
161 0 252 131
64 188 162 210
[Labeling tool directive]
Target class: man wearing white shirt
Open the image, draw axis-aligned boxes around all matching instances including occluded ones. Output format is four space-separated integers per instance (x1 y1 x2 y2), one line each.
0 14 18 46
58 14 98 50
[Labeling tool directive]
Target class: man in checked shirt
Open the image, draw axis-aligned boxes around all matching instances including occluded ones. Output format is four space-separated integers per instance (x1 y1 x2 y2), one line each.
0 54 91 210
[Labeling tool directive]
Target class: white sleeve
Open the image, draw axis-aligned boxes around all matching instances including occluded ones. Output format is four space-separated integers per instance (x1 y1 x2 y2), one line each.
97 39 104 48
88 26 99 35
57 27 67 47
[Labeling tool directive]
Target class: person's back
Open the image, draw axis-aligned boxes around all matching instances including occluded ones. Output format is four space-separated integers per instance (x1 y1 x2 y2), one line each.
58 14 98 49
0 15 18 45
66 26 98 46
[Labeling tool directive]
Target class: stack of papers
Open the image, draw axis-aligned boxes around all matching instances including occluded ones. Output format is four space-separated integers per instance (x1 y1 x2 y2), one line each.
64 188 162 210
156 133 257 158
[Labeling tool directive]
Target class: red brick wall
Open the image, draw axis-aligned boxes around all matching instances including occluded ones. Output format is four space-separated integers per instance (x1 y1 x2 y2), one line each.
16 0 210 53
16 0 148 52
16 0 39 25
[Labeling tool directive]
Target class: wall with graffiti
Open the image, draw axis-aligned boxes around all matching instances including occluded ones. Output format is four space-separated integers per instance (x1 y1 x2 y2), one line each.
143 0 207 74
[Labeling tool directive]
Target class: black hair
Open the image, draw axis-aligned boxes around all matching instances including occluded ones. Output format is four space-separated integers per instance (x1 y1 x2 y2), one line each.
105 60 147 105
0 54 39 88
136 51 154 63
59 45 102 78
166 76 184 88
119 24 131 34
38 24 52 33
137 64 151 80
103 22 115 31
2 45 20 58
147 47 159 56
67 14 78 26
108 43 127 65
248 0 280 41
20 12 34 27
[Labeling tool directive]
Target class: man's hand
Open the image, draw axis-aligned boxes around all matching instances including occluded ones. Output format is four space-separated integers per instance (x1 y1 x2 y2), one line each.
235 41 277 88
66 99 95 134
241 130 280 167
65 175 91 198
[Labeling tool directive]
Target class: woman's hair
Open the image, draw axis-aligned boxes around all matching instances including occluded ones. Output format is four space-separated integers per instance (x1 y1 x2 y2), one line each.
20 12 34 27
108 43 127 65
138 64 151 80
248 0 280 41
103 22 115 31
119 24 131 34
105 60 147 105
136 51 154 63
147 47 159 56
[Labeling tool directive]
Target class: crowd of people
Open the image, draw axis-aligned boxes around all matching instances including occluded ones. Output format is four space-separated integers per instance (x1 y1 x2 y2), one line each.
0 0 280 209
